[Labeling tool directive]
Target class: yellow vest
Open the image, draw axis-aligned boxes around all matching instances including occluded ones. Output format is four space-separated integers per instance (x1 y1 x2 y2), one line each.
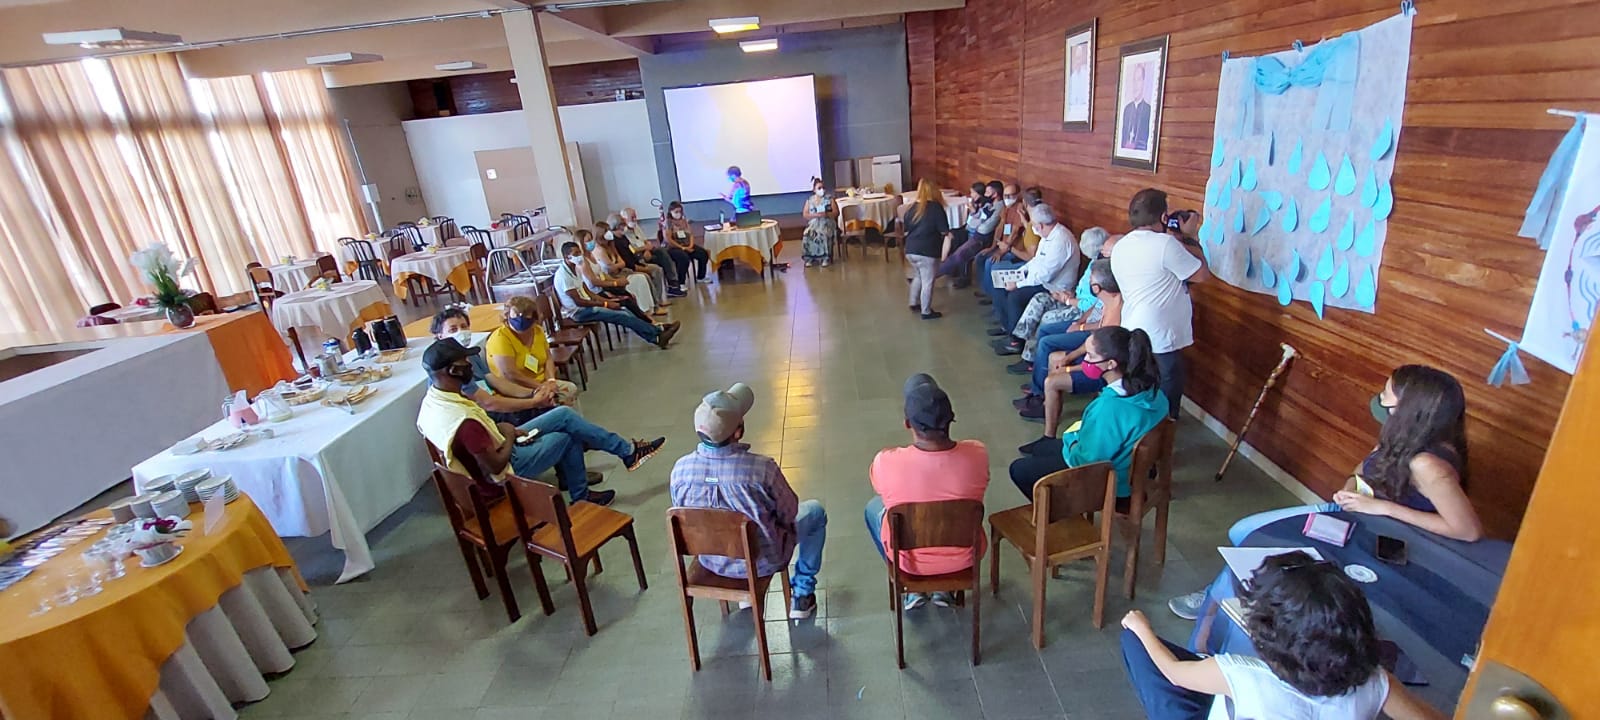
417 386 506 480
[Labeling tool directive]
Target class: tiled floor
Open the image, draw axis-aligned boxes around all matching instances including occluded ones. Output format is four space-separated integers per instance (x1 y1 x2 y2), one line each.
251 244 1300 719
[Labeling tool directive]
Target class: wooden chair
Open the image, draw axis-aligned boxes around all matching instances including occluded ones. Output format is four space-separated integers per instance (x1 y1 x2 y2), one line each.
340 238 385 282
882 205 910 262
988 462 1118 648
533 293 590 388
884 500 986 669
466 243 491 304
1114 419 1178 600
431 458 523 623
395 222 425 251
186 292 219 316
284 326 310 373
540 290 603 367
88 302 122 316
246 264 281 311
315 254 341 283
666 507 792 681
384 232 412 261
837 202 870 259
505 476 646 635
462 225 492 249
432 216 458 241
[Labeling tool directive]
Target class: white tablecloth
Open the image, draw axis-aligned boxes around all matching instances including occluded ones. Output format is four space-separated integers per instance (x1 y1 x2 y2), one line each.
147 567 316 720
268 280 388 344
414 223 446 247
836 195 900 229
99 305 166 323
132 339 433 582
900 192 970 229
703 220 782 268
390 247 472 287
268 261 320 293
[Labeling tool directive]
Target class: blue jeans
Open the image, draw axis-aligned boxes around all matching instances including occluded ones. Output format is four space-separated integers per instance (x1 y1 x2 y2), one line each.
791 500 828 596
1225 503 1340 545
509 431 591 502
519 406 632 460
1119 629 1211 720
1032 329 1094 395
982 256 1023 315
573 306 659 343
864 495 887 558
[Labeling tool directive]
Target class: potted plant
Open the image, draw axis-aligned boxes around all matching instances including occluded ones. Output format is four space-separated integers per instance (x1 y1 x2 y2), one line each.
130 244 193 328
128 516 192 566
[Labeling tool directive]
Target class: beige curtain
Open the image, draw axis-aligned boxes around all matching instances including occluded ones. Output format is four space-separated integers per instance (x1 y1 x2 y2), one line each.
0 140 95 334
261 69 369 249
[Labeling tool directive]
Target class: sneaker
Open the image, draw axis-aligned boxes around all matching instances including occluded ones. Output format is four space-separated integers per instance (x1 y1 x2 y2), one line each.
655 322 681 349
804 259 816 268
921 311 943 320
1169 591 1208 620
738 600 752 611
902 592 929 611
1017 395 1045 420
624 437 666 471
821 259 832 267
790 593 818 619
1006 360 1032 375
580 489 617 507
994 343 1022 357
586 470 605 486
1018 436 1053 455
667 286 688 298
930 592 955 608
652 307 669 317
986 327 1008 336
978 298 993 306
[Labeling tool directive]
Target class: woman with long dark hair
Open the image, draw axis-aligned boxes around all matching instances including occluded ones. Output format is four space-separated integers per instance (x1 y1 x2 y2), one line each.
661 201 710 284
1167 364 1483 620
1008 325 1169 500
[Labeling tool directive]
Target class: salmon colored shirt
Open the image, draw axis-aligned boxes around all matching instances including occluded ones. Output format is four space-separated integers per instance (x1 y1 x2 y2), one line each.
870 440 990 575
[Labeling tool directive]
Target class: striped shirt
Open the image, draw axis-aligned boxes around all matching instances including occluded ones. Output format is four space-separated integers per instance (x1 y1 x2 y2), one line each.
668 442 797 579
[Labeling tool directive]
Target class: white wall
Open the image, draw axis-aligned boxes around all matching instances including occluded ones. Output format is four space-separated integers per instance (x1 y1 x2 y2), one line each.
402 100 661 229
329 83 427 229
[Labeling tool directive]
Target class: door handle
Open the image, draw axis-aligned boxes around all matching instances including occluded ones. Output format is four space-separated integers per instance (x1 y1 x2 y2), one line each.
1491 695 1543 720
1465 661 1567 720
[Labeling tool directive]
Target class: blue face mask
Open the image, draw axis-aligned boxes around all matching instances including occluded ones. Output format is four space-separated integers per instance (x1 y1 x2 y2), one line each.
508 316 535 332
583 241 596 251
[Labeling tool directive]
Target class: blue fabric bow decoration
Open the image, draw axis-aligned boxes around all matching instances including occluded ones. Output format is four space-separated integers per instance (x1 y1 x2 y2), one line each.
1486 341 1531 387
1242 33 1360 137
1519 115 1587 249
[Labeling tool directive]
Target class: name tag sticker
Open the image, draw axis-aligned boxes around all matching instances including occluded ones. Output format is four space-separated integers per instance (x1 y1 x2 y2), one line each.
705 477 719 484
1004 224 1013 235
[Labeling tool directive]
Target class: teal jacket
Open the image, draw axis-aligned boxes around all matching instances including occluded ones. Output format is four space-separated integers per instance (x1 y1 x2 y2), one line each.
1062 384 1169 497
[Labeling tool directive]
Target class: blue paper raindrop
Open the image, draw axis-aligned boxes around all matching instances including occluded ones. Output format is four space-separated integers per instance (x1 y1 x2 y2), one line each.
1336 212 1356 251
1334 155 1357 196
1355 266 1377 308
1308 151 1332 191
1331 261 1351 298
1281 197 1299 233
1242 158 1259 191
1245 247 1256 278
1217 186 1232 212
1287 249 1302 283
1231 158 1242 189
1315 244 1335 280
1360 167 1379 208
1355 220 1377 257
1211 135 1226 168
1374 181 1394 221
1261 259 1277 288
1251 205 1272 235
1309 281 1327 318
1370 119 1394 162
1308 196 1333 233
1234 209 1246 234
1260 190 1284 211
1206 179 1220 208
1268 131 1276 166
1288 139 1304 175
1277 276 1294 306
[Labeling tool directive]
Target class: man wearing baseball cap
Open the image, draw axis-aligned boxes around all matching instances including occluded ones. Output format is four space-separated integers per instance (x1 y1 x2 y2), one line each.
416 338 613 506
668 383 828 619
866 373 989 609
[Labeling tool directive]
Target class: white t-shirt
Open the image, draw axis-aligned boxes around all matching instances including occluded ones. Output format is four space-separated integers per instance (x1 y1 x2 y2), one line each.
1209 654 1389 720
553 262 587 318
1111 229 1202 354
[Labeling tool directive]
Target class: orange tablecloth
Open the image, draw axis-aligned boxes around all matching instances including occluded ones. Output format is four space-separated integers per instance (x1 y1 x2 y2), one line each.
163 311 297 396
0 495 302 720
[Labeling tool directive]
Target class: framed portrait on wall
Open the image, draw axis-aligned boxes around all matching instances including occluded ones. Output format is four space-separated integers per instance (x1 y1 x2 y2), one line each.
1111 35 1169 171
1062 19 1096 130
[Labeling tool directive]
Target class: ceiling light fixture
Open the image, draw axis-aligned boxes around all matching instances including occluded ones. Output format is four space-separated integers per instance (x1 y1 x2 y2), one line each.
306 52 384 66
739 39 778 53
710 16 761 34
434 61 486 72
42 27 182 49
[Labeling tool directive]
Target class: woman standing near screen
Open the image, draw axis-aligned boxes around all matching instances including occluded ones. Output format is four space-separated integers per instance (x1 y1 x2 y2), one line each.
722 166 754 214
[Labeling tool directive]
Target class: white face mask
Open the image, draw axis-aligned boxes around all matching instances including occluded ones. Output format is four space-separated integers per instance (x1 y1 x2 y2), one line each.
604 231 615 240
450 329 473 347
1003 198 1017 207
814 188 825 196
670 210 683 219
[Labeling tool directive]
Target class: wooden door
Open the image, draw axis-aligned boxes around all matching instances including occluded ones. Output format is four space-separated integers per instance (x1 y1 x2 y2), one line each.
475 147 542 221
1460 327 1599 718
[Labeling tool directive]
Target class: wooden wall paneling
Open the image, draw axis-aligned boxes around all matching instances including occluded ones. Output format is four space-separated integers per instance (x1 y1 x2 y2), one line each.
407 60 644 117
907 0 1600 538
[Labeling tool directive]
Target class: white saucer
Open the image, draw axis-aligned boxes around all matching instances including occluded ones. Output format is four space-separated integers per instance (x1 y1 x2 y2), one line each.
140 546 185 568
1343 563 1377 583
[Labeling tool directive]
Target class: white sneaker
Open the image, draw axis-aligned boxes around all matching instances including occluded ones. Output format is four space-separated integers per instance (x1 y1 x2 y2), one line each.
1168 591 1208 620
902 592 929 611
930 591 954 608
738 600 752 611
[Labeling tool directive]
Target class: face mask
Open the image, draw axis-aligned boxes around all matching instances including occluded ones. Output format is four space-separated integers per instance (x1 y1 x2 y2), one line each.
450 330 473 347
1081 359 1107 381
508 316 535 333
583 241 596 251
815 188 825 196
447 364 473 382
604 231 615 240
671 210 683 219
1370 394 1396 424
1004 198 1017 207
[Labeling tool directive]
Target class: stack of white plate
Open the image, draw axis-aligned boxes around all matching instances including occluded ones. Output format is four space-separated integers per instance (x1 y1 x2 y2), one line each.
129 493 161 519
174 470 211 504
151 490 190 519
194 475 240 504
107 497 139 523
143 475 177 495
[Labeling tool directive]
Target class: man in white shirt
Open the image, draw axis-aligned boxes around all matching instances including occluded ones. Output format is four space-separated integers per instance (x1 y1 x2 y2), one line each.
995 204 1079 335
554 240 680 349
1109 188 1212 419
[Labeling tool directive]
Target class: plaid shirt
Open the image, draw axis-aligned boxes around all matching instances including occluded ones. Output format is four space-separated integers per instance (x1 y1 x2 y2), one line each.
669 442 797 579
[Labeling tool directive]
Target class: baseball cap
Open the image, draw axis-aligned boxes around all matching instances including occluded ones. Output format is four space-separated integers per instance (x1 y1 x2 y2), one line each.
422 337 480 372
903 373 955 432
694 382 755 444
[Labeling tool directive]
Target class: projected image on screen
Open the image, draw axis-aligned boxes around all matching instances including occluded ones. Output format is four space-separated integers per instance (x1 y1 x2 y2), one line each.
663 75 823 203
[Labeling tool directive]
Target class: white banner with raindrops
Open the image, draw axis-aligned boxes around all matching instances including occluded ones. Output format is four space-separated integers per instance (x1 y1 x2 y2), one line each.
1198 11 1413 317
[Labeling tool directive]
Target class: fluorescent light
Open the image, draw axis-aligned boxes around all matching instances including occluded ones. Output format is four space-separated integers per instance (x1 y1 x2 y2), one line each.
42 27 182 49
305 52 384 66
739 39 778 53
434 61 486 72
710 16 760 34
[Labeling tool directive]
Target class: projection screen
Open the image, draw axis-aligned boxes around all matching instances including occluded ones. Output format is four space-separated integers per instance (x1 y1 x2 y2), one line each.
662 75 823 202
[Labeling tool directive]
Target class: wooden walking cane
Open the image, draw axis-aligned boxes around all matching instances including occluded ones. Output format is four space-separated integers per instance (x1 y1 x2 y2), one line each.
1216 343 1297 481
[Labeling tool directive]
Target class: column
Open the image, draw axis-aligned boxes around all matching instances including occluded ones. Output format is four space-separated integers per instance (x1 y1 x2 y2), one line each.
502 10 578 228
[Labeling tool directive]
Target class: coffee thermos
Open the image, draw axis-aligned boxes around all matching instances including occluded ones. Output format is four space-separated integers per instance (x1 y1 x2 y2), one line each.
352 326 373 355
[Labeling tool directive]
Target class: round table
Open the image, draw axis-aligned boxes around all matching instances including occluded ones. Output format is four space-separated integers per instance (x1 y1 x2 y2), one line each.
0 496 315 720
269 279 391 349
389 247 474 299
267 259 320 293
900 191 971 229
703 220 783 275
836 194 900 230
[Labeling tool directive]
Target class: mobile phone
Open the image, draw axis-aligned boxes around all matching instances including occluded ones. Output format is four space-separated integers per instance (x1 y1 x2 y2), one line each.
514 428 542 446
1375 535 1408 566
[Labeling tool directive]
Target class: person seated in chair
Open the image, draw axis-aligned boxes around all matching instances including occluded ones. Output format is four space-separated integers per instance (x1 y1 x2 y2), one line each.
668 382 827 619
1121 551 1444 720
417 338 613 506
430 305 555 426
555 240 679 348
575 229 655 322
661 201 710 285
865 373 988 610
468 300 580 411
1014 258 1123 426
620 206 685 298
1010 326 1168 502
